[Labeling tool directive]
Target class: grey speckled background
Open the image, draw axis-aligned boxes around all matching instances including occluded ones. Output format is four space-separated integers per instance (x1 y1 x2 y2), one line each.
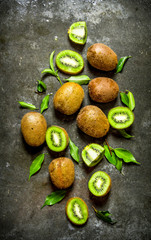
0 0 151 239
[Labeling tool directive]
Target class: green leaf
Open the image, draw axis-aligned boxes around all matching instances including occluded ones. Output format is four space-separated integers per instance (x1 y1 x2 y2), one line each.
120 92 129 107
116 56 132 73
29 153 45 180
41 190 67 209
104 145 116 166
127 90 135 111
40 95 50 113
37 80 47 93
92 206 116 224
18 101 38 110
114 148 140 164
118 129 134 139
41 68 56 76
69 138 79 163
49 50 55 72
115 157 123 172
63 75 91 85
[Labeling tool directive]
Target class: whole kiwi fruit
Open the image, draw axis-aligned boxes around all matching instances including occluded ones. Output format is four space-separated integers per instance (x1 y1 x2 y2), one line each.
53 82 84 115
88 77 119 103
49 157 75 189
21 112 47 147
76 105 110 138
87 43 118 71
66 197 89 225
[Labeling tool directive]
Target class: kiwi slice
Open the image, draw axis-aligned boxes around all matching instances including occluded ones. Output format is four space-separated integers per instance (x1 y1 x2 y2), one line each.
68 21 87 45
88 171 111 197
108 106 134 129
46 126 69 152
66 197 89 225
82 143 105 167
56 50 84 75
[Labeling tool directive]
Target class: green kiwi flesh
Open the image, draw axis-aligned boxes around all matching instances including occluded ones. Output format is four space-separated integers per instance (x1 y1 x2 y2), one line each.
88 171 111 197
46 126 68 152
82 143 105 167
56 50 84 75
108 106 134 129
66 197 88 225
68 21 87 45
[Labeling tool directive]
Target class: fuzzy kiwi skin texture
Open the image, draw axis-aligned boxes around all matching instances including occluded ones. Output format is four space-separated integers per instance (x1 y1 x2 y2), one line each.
49 157 75 189
21 112 47 147
66 197 89 225
76 105 110 138
87 43 118 71
88 77 119 103
53 82 84 115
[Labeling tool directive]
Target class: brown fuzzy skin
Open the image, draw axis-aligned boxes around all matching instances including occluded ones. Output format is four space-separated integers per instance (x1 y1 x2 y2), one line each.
21 112 47 147
65 197 89 225
49 157 75 189
88 77 119 103
87 43 118 71
53 82 84 115
76 105 110 138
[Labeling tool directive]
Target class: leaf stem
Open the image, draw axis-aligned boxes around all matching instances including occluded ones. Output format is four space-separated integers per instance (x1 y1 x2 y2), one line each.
105 139 112 156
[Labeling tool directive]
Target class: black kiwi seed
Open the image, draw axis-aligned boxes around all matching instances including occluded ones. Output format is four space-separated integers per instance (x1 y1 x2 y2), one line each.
56 50 84 75
66 197 89 225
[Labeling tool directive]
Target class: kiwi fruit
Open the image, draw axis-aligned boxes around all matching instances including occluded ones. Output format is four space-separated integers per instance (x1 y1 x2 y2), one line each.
21 112 47 147
88 171 111 197
53 82 84 115
49 157 75 189
68 21 87 45
82 143 105 167
108 106 134 129
46 126 69 152
56 50 84 75
66 197 89 225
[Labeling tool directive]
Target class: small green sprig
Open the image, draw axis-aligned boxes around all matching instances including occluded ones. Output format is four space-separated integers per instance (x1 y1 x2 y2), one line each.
41 51 62 85
37 80 47 93
69 138 80 163
104 142 140 172
120 90 135 111
29 153 45 180
63 75 91 85
41 190 67 209
115 56 132 73
92 206 117 224
18 101 38 110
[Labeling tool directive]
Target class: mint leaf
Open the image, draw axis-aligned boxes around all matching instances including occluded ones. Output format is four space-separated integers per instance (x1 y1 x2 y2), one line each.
29 153 45 180
116 56 132 73
93 206 116 224
69 138 79 163
40 95 50 113
63 75 91 85
114 148 140 164
41 190 67 209
18 101 38 110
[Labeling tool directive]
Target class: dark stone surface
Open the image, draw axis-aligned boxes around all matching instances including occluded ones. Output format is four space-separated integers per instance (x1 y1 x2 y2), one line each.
0 0 151 239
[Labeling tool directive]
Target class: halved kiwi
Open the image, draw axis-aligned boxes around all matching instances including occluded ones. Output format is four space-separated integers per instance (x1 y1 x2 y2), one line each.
56 50 84 75
108 106 134 129
46 126 69 152
82 143 105 167
66 197 89 225
68 21 87 45
88 171 111 197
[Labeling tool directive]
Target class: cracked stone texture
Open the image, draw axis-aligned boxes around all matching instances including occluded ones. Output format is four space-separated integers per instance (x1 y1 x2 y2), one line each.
0 0 151 240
